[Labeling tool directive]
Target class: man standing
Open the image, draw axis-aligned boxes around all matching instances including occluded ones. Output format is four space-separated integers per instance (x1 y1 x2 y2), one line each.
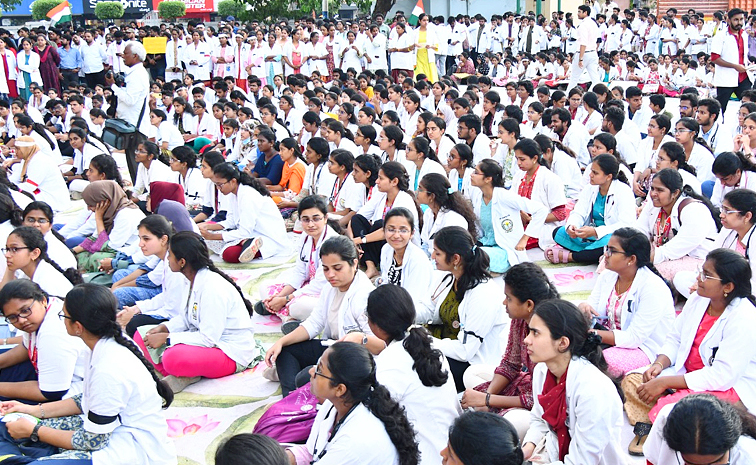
106 41 150 183
57 35 81 91
106 30 126 75
567 5 600 92
79 30 107 88
711 8 751 116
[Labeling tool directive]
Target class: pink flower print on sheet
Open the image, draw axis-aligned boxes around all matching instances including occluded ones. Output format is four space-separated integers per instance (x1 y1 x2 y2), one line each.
166 414 220 438
552 269 595 287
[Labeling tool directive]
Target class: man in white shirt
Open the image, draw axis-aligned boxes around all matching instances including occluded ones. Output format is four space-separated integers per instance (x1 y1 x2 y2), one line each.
711 8 751 117
106 31 127 75
625 86 653 137
470 15 492 62
697 98 732 155
550 107 591 168
457 114 491 166
567 5 601 92
105 41 150 183
602 106 639 167
79 30 108 89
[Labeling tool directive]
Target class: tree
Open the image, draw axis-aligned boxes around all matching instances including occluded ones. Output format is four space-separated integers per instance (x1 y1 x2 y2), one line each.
237 0 290 21
31 0 61 20
94 1 124 20
157 0 186 21
372 0 396 18
217 0 243 19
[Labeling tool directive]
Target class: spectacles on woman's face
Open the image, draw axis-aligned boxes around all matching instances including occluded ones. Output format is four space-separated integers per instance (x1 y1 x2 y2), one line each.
603 245 627 258
24 217 49 225
697 266 722 283
300 215 324 224
720 206 742 215
676 450 730 465
58 310 74 322
2 247 29 255
214 180 231 189
5 305 33 324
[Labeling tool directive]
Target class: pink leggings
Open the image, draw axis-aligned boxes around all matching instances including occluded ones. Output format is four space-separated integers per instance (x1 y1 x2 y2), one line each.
134 332 237 378
603 346 650 378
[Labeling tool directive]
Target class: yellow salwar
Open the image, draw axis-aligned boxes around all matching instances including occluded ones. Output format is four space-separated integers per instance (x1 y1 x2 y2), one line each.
414 30 438 82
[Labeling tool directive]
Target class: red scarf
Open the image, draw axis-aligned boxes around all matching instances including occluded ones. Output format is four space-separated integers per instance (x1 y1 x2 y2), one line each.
539 365 570 461
653 208 672 247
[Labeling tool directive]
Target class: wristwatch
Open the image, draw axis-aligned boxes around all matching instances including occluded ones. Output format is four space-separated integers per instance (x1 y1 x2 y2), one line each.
362 334 368 345
30 423 42 442
361 235 367 244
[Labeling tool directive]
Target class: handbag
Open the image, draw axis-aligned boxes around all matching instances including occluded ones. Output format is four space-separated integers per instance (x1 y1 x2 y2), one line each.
252 382 318 443
102 96 147 150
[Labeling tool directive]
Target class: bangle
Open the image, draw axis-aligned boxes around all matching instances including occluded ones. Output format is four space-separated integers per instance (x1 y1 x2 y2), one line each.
485 392 491 408
2 338 6 345
38 404 45 419
652 361 665 371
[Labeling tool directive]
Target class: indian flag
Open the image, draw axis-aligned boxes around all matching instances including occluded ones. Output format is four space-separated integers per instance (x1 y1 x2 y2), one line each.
407 0 424 26
47 1 72 26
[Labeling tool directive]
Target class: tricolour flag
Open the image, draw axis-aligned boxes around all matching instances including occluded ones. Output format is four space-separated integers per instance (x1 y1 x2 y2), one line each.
47 1 72 26
408 0 424 26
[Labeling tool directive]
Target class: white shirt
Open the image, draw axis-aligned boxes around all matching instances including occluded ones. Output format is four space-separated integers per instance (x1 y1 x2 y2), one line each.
10 151 70 213
78 40 107 74
111 62 150 136
133 160 174 201
711 27 749 87
218 184 289 258
576 17 600 52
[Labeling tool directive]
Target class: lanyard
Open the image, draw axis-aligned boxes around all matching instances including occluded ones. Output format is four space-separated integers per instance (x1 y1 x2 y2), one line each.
28 302 52 374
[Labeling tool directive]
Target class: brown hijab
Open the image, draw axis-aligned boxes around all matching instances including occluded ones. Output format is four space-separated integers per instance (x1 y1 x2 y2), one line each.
81 180 138 234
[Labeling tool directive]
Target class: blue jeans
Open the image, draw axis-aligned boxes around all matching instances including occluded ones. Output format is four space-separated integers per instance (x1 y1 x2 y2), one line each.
112 269 162 308
0 422 58 463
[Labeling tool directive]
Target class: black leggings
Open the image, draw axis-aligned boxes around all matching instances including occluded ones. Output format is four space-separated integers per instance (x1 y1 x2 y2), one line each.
125 314 169 338
552 228 605 264
447 357 471 393
350 215 384 267
276 340 327 397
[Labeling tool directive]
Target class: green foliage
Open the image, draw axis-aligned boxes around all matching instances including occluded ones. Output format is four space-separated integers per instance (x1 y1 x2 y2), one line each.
236 0 290 21
157 0 186 21
217 0 243 19
94 1 124 19
30 0 61 20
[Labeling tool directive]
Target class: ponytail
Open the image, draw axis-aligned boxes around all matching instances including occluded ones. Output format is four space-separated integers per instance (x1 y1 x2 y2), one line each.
212 162 270 197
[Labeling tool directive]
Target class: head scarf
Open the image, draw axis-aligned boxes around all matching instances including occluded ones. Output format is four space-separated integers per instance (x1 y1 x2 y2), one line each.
437 104 455 126
15 136 40 181
149 182 185 212
81 180 137 233
156 200 195 233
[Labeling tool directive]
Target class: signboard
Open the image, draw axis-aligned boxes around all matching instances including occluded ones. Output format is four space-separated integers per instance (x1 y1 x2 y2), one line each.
152 0 214 14
83 0 151 15
143 36 166 53
2 0 85 17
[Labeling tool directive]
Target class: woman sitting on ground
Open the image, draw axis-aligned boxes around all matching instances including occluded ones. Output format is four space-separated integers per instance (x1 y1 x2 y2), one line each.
459 262 559 440
710 151 756 209
136 231 261 393
4 136 69 213
22 201 75 271
441 411 525 465
416 173 476 257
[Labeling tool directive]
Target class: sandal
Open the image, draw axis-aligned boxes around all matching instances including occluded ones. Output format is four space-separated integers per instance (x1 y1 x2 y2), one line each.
545 245 570 264
628 422 652 456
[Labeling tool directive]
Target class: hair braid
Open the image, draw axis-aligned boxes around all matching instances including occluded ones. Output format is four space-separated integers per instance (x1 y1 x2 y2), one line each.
41 255 83 285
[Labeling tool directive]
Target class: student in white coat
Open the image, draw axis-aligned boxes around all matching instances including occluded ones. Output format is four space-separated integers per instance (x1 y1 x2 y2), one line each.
285 342 419 465
579 228 676 378
643 394 756 465
131 141 174 204
429 226 506 392
522 299 626 465
199 163 288 264
22 202 76 271
255 196 341 331
138 231 260 393
471 159 549 273
265 236 379 396
0 280 87 403
710 151 756 208
369 285 461 465
416 173 476 258
0 284 176 465
623 249 756 455
442 411 525 464
378 209 434 324
534 135 583 201
405 136 446 193
4 137 70 213
549 154 636 264
446 143 475 201
183 32 212 82
15 39 41 101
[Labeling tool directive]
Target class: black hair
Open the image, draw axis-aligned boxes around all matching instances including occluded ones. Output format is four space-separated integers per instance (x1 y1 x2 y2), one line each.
611 227 673 293
723 189 756 226
534 133 577 160
366 285 448 386
329 148 354 172
306 137 330 164
138 214 174 242
171 146 198 170
650 113 672 134
503 262 559 305
9 226 82 286
214 433 288 465
280 137 305 163
676 117 714 155
498 117 521 139
457 114 482 136
324 342 420 465
477 158 505 188
89 154 124 186
707 248 756 306
448 411 524 465
603 106 625 131
658 142 696 176
139 140 170 166
0 279 48 315
383 125 406 150
654 168 721 231
319 234 359 263
201 150 226 169
327 120 354 142
0 193 23 228
433 226 491 300
22 201 67 245
712 151 756 177
64 284 173 407
409 136 440 164
15 115 55 150
418 173 477 239
212 163 270 197
168 231 254 315
513 138 547 167
663 394 756 456
592 153 630 185
354 154 380 186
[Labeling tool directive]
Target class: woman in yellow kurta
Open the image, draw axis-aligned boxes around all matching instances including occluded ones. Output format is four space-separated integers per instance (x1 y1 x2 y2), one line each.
414 14 439 82
270 138 307 210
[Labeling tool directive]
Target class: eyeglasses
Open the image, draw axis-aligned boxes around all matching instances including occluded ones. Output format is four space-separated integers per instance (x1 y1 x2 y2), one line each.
58 310 73 321
5 306 32 324
697 266 722 283
603 245 628 257
720 207 742 215
676 128 694 133
2 247 29 254
675 450 730 465
300 216 324 224
24 217 49 225
386 227 412 235
314 366 336 382
214 180 232 189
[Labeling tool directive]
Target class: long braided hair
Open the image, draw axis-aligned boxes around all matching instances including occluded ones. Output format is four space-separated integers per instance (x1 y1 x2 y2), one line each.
64 284 174 407
168 231 254 315
9 226 82 286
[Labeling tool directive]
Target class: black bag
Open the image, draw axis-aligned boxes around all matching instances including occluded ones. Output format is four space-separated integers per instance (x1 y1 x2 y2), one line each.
102 96 147 150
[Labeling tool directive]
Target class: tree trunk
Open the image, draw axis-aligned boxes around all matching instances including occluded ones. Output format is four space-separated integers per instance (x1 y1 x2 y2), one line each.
372 0 396 19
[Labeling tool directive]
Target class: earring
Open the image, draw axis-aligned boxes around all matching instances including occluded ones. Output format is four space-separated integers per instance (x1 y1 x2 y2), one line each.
724 291 729 298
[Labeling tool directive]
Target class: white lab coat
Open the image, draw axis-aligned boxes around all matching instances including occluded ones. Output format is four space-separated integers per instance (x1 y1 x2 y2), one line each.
183 41 212 81
413 26 440 63
15 51 42 88
282 226 339 299
447 167 474 200
379 242 433 323
711 170 756 208
430 277 506 366
551 148 583 199
15 261 72 310
45 231 76 271
713 225 756 292
512 166 567 247
586 267 675 362
301 270 375 340
356 190 420 245
376 339 461 465
389 31 415 70
407 158 446 192
636 196 717 263
566 180 636 241
10 151 70 213
524 357 627 465
471 187 549 266
163 267 257 367
134 256 188 321
656 294 756 413
420 207 469 256
218 184 288 259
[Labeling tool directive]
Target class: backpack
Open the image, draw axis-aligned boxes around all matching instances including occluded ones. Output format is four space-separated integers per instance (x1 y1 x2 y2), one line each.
252 382 319 443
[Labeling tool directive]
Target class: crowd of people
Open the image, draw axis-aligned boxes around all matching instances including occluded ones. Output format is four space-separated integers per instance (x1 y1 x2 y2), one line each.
0 1 749 464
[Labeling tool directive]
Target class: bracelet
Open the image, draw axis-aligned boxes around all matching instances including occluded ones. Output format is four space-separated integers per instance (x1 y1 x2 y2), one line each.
38 404 45 419
2 338 6 345
652 361 665 371
485 392 491 408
